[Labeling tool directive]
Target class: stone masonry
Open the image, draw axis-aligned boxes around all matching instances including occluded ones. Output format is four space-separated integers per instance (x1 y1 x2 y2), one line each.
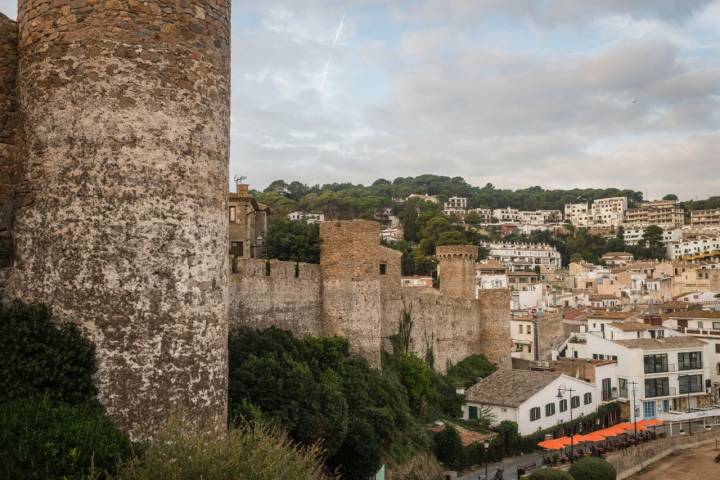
230 220 512 372
5 0 232 438
0 14 17 291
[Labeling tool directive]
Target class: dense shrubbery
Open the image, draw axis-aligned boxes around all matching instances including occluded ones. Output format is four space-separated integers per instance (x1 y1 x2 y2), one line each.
433 426 465 470
228 327 428 480
445 355 497 388
0 396 131 480
0 301 97 404
568 457 616 480
525 468 574 479
264 218 320 263
115 418 336 480
0 301 131 479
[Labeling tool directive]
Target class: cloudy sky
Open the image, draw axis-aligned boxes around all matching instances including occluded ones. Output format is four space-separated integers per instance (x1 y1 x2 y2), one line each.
2 1 719 199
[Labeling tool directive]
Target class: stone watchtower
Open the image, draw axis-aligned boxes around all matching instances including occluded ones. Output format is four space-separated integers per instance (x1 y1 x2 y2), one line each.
320 220 383 367
436 245 479 300
7 0 232 437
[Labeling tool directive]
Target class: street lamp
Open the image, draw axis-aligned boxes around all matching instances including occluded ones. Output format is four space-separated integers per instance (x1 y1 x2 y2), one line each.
483 439 490 480
629 381 639 440
557 386 576 464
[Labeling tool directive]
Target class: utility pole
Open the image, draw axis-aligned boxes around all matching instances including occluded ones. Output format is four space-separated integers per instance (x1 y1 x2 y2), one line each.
533 312 540 362
629 381 639 439
558 386 576 463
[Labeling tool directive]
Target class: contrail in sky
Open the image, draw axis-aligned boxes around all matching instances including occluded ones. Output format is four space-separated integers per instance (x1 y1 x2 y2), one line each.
319 14 345 92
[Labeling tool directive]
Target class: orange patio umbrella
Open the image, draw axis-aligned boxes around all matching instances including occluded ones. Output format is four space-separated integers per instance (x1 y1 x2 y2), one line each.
538 437 570 450
578 431 607 442
639 419 664 427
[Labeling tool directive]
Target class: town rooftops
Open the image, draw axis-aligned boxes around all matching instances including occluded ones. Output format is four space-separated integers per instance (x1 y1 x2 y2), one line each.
589 294 619 301
563 309 588 321
663 311 720 319
588 311 638 320
613 336 706 350
477 260 507 270
608 322 652 332
601 252 634 258
465 369 562 408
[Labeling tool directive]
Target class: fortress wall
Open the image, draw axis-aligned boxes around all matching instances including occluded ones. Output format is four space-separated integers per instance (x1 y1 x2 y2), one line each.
230 258 322 338
476 289 513 368
321 220 383 366
10 0 231 437
0 14 17 292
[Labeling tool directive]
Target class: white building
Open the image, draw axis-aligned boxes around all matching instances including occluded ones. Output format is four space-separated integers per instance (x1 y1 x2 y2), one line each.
565 203 590 227
493 207 521 223
567 332 712 421
667 237 720 261
463 369 598 436
287 211 325 224
624 227 683 247
380 227 403 243
443 196 467 216
467 208 493 224
511 316 535 360
406 193 440 204
476 260 509 293
591 197 628 227
482 241 562 272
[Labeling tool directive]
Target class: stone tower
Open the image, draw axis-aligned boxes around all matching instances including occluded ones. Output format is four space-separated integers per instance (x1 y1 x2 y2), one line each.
0 14 17 290
320 220 383 367
9 0 231 437
436 245 478 299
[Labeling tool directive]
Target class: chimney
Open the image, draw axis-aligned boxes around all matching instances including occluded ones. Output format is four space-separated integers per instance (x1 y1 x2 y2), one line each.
236 181 249 195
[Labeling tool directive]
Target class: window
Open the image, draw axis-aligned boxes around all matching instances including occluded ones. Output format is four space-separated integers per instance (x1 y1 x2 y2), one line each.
679 374 703 394
698 321 704 329
571 396 580 408
530 407 541 421
545 403 556 416
644 354 668 374
713 322 720 330
468 406 478 420
379 263 387 275
528 325 532 334
559 399 567 412
584 392 592 405
645 378 670 398
643 401 656 419
717 344 720 354
230 241 243 257
519 325 523 334
602 378 612 401
678 352 702 370
229 206 237 223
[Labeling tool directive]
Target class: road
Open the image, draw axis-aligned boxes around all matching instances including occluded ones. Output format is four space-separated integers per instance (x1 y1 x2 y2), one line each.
458 452 543 480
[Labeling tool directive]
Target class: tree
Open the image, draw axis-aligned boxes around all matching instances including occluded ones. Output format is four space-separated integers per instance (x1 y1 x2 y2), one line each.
445 355 497 388
265 219 320 263
662 193 678 201
568 457 616 480
433 425 465 470
526 468 574 479
641 225 665 260
493 421 521 456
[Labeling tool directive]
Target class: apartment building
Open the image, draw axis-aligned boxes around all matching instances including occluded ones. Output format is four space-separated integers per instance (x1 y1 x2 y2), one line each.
443 196 468 216
493 207 521 223
662 311 720 383
690 209 720 228
579 332 712 420
476 260 509 291
482 241 562 272
591 197 628 227
511 315 535 360
565 202 590 227
229 182 272 259
624 200 685 229
287 211 325 224
667 236 720 261
467 208 492 224
624 227 683 247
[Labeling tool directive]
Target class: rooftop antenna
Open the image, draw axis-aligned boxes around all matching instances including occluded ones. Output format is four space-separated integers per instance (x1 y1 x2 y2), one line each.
234 175 247 184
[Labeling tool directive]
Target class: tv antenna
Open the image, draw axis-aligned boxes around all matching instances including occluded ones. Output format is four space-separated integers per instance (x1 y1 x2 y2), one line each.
234 175 247 184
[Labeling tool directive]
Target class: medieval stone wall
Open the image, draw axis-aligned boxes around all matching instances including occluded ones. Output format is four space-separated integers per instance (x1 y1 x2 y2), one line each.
321 220 384 367
0 14 17 292
436 245 478 299
9 0 231 437
230 259 322 337
476 288 512 368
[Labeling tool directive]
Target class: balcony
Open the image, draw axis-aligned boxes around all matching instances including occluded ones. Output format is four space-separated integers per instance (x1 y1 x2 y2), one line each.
644 364 676 375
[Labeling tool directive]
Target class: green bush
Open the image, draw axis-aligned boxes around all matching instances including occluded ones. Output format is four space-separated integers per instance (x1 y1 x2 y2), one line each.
526 468 574 479
115 417 336 480
569 457 616 480
0 396 131 480
445 354 497 388
433 425 465 470
0 301 97 404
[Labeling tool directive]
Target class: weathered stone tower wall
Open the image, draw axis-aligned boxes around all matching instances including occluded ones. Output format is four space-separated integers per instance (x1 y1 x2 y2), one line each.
436 245 478 299
321 220 383 367
476 289 512 368
9 0 231 437
0 14 17 291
